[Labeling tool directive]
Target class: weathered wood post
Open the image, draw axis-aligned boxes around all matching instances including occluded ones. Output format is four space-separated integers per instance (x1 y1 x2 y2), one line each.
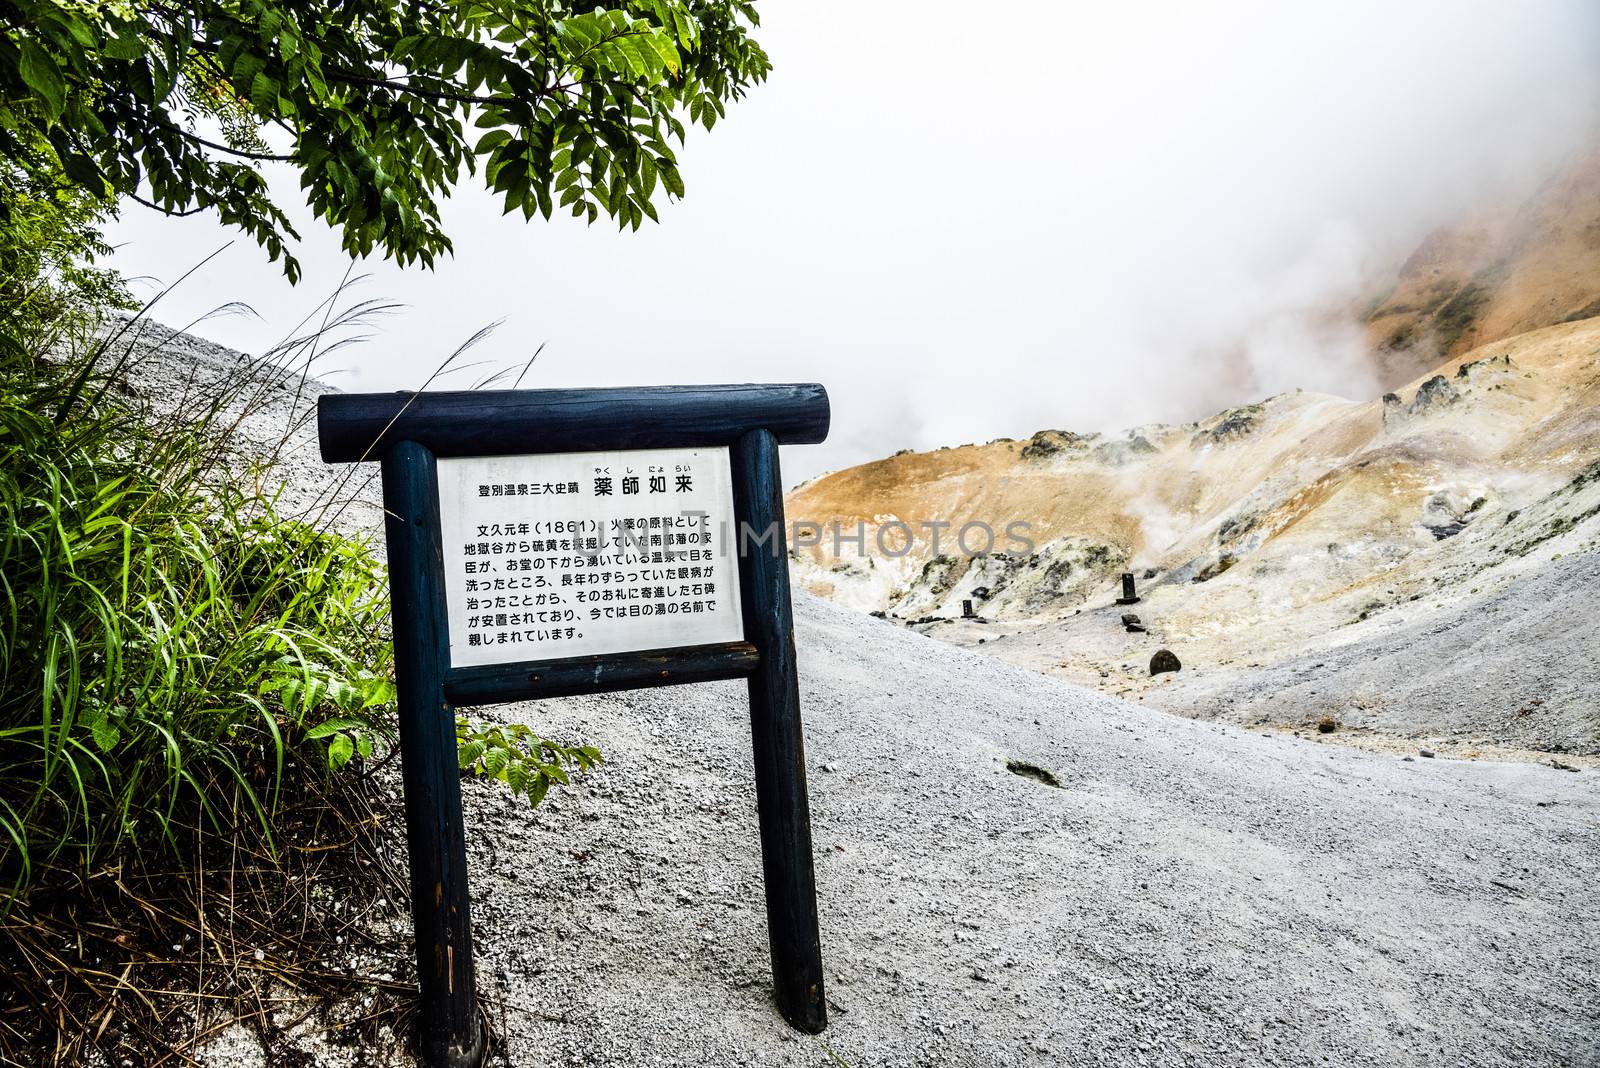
731 428 827 1033
381 440 483 1068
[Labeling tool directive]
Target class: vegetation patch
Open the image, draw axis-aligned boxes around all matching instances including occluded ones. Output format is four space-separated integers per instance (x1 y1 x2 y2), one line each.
0 301 595 1060
1021 429 1089 460
1216 512 1259 545
1431 281 1490 352
1195 404 1262 446
0 308 412 1058
1560 296 1600 323
1191 554 1237 583
1005 760 1062 788
1382 322 1416 351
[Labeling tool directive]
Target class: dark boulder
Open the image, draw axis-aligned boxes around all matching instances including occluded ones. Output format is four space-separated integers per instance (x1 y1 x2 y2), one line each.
1021 429 1089 459
1407 374 1459 415
1149 649 1182 675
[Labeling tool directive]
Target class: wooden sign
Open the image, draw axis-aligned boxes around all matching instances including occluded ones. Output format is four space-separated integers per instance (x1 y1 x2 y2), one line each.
434 447 744 665
318 385 830 1068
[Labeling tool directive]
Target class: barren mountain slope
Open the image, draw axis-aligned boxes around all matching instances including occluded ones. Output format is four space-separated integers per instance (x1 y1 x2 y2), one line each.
1364 144 1600 385
133 324 1600 1068
787 318 1600 753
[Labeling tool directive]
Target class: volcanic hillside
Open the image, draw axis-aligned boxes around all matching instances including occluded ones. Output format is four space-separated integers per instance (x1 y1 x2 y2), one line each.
786 319 1600 756
1364 144 1600 385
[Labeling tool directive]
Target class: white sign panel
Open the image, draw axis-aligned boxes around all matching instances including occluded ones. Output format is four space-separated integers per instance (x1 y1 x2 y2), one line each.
436 447 744 668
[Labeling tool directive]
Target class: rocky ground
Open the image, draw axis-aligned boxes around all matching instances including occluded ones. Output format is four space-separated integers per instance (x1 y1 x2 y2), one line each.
1150 543 1600 753
124 322 1600 1068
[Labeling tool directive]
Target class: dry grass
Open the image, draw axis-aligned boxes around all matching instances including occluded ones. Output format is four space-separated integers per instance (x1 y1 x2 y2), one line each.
0 761 413 1065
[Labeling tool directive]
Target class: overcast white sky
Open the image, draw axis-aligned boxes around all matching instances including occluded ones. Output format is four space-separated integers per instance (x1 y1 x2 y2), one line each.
106 1 1600 484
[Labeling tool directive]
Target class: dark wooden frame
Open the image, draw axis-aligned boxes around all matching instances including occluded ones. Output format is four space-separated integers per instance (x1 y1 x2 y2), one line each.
319 385 830 1068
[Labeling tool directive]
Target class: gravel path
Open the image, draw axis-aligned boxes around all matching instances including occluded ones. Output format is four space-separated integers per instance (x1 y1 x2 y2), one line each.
455 596 1600 1068
131 324 1600 1068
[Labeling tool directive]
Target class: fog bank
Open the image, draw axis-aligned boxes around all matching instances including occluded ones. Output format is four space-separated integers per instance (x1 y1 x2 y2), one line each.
107 1 1600 483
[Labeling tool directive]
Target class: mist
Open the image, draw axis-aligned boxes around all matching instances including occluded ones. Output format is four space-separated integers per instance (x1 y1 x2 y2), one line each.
105 0 1600 484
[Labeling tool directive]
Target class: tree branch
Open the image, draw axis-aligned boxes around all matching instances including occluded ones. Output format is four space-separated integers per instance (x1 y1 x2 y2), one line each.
153 118 296 162
324 70 579 109
323 69 524 107
125 191 207 217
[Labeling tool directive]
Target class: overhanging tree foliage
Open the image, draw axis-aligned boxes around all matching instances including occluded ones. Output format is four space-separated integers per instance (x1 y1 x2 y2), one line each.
0 1 769 280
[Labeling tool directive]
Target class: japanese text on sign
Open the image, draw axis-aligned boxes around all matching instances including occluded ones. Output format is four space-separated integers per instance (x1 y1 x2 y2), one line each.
436 447 744 667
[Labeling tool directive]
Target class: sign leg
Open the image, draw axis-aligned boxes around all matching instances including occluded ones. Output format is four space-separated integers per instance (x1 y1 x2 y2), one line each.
731 428 828 1034
382 441 484 1068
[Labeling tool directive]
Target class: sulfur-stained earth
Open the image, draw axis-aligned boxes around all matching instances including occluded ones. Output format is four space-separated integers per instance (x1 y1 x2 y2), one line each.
787 319 1600 756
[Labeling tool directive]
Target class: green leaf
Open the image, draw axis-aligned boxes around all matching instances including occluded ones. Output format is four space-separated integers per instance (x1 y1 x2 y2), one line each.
327 732 355 770
457 739 487 769
231 51 266 95
54 11 96 48
91 718 120 753
475 129 512 154
103 32 144 61
483 745 509 779
637 153 657 198
659 160 685 198
305 716 364 740
249 72 279 115
19 40 67 120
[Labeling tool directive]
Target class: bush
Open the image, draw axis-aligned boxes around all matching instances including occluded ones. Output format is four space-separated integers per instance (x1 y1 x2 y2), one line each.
0 329 399 891
0 316 609 896
0 159 132 358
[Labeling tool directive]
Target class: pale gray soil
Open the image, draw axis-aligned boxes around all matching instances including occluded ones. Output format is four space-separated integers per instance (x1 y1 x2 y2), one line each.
1149 546 1600 754
455 599 1600 1068
125 325 1600 1068
855 482 1600 759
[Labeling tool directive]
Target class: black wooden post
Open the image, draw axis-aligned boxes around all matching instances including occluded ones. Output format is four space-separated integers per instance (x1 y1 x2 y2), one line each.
730 428 827 1034
381 441 484 1068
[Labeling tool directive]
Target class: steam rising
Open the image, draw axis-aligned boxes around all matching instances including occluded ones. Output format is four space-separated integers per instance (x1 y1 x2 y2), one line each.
107 1 1600 485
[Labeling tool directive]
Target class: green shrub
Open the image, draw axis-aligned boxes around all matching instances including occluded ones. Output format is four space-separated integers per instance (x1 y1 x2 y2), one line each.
0 158 132 358
457 719 601 808
0 335 399 890
0 322 607 900
0 174 602 903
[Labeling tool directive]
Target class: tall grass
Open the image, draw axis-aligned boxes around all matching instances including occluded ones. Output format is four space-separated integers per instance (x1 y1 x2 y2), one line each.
0 232 605 1056
0 313 397 895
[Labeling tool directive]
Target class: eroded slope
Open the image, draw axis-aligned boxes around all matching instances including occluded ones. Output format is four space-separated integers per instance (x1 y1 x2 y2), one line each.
788 319 1600 752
